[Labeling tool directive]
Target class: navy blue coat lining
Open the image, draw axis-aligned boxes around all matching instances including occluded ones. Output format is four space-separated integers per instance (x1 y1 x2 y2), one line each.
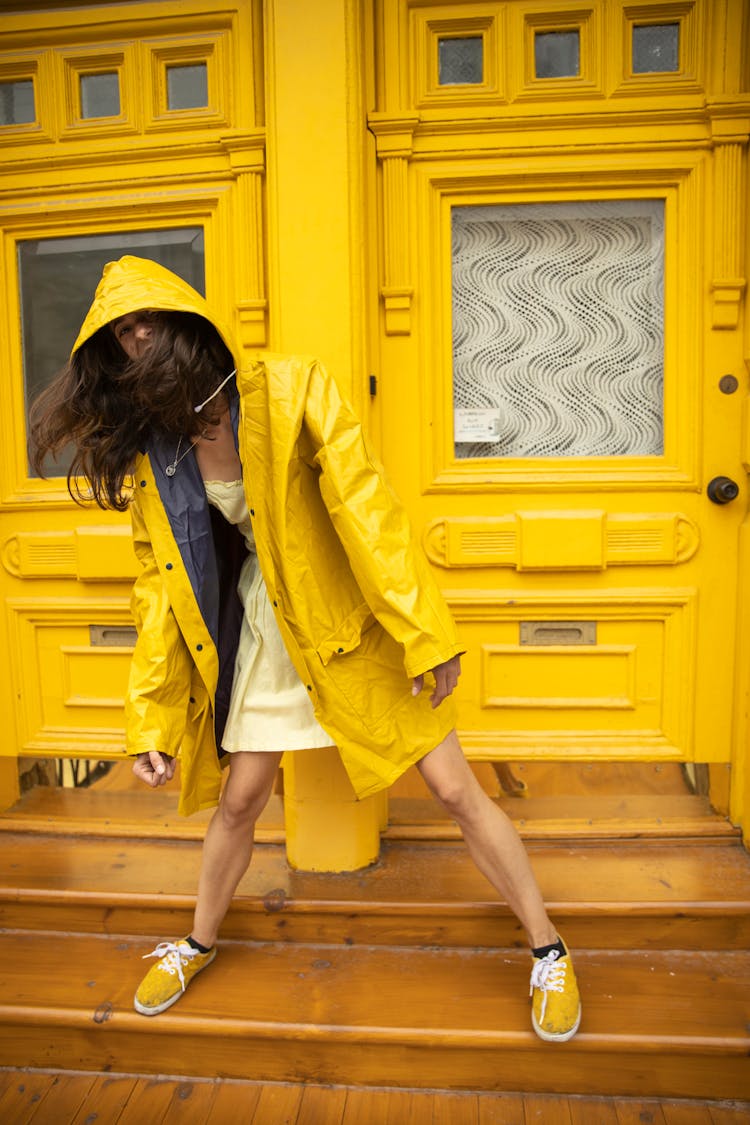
148 390 247 754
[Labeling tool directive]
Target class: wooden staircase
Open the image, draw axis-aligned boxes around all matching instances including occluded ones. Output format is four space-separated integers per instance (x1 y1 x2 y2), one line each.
1 764 749 1102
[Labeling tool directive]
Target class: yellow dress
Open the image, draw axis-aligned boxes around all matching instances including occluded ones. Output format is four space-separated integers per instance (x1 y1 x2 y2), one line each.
204 479 332 753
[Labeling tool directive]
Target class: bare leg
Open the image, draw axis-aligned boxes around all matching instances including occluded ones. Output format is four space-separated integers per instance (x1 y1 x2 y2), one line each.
416 730 557 950
191 750 283 948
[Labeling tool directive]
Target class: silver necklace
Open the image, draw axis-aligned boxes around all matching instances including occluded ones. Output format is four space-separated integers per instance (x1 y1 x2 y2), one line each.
164 368 237 477
165 433 203 477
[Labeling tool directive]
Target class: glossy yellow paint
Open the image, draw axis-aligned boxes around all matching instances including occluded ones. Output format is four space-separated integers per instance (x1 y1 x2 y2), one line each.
368 0 750 841
0 1 264 814
262 0 383 868
0 0 749 855
0 0 382 869
283 748 382 872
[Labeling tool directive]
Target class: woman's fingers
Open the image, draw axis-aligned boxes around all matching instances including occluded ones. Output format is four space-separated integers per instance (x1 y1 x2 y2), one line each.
132 751 175 786
412 655 463 709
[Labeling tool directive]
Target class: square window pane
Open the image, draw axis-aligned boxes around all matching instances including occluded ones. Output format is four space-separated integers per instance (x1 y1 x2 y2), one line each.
438 37 483 86
19 229 205 477
80 72 120 119
452 200 665 460
0 79 35 125
167 64 209 110
632 24 679 73
534 30 580 79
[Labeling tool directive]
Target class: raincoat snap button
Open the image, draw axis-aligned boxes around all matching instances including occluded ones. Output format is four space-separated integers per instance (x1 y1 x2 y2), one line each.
250 508 255 516
273 600 278 607
306 684 312 691
165 563 173 570
189 697 196 704
196 644 203 652
140 480 146 488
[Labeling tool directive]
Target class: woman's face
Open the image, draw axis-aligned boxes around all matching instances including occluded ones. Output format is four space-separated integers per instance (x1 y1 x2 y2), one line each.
112 311 155 360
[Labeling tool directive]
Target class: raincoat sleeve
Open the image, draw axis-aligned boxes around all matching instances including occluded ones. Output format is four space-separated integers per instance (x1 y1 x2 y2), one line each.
126 492 193 759
304 360 463 679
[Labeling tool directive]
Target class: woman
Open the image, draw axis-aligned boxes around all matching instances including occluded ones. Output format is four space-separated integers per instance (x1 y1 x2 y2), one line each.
30 255 581 1042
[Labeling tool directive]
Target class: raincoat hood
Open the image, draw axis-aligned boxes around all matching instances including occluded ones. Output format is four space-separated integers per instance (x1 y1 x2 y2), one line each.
70 254 238 362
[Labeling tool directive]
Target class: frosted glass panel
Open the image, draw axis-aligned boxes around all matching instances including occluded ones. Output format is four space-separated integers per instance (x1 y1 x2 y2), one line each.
632 24 679 73
438 37 483 85
0 79 35 125
80 72 120 118
20 228 205 476
167 64 208 109
452 200 665 459
535 31 580 78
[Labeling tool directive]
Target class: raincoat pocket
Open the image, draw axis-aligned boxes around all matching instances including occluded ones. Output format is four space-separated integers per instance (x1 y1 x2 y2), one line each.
316 602 375 666
316 620 414 737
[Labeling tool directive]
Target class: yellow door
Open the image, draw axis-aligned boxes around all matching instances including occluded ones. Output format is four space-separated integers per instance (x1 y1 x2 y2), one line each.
369 1 750 827
0 0 265 808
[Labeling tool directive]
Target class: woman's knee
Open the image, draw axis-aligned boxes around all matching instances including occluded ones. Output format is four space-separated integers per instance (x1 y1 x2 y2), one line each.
431 773 480 819
218 784 268 830
417 732 477 815
419 759 482 820
219 753 280 829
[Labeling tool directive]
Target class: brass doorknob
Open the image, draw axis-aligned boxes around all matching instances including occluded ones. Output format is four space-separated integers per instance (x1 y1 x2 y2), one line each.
707 476 739 504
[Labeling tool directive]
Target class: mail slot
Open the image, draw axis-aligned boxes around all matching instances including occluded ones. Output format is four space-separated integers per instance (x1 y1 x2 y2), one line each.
89 625 138 648
519 621 597 646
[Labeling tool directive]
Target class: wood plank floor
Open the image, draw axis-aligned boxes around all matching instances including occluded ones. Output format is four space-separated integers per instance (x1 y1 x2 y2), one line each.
1 1071 749 1124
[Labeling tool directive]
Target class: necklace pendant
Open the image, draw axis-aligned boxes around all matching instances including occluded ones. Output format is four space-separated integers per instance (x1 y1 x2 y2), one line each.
165 464 176 477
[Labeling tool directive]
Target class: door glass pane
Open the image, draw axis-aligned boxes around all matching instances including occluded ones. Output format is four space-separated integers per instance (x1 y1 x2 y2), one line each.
80 72 120 118
452 200 665 459
438 37 483 86
534 31 580 79
0 79 35 125
20 228 205 477
167 63 208 109
632 24 679 73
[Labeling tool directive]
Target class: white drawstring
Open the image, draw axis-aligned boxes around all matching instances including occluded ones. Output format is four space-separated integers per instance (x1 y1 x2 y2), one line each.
194 370 236 413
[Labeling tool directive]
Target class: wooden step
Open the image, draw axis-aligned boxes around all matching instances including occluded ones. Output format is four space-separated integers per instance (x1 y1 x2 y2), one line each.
1 786 737 842
0 789 283 842
3 760 747 1103
2 834 749 951
385 794 740 841
0 931 748 1100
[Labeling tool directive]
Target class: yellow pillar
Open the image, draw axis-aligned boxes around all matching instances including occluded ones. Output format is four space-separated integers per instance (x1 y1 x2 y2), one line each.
0 756 19 813
264 0 383 870
283 748 380 871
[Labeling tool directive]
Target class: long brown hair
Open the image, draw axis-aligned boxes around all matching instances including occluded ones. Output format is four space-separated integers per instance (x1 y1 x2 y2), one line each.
29 311 234 511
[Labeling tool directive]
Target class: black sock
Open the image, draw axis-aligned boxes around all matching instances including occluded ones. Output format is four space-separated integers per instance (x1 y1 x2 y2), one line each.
532 937 567 960
187 935 212 954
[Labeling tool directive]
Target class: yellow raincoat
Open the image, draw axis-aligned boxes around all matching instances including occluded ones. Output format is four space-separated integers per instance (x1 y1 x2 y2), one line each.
73 256 463 815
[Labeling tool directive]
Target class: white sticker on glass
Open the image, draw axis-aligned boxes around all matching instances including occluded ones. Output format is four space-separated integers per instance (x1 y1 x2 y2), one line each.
454 409 503 443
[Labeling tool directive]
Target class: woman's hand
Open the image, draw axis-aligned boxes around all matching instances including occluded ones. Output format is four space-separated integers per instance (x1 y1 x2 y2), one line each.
412 654 462 709
132 751 176 787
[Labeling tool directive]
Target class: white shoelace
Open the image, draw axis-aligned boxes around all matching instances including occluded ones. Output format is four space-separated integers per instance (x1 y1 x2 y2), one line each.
529 949 567 1023
143 941 201 993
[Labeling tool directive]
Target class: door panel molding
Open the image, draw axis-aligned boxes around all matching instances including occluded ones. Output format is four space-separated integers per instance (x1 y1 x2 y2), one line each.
449 588 696 760
424 511 701 568
415 157 704 492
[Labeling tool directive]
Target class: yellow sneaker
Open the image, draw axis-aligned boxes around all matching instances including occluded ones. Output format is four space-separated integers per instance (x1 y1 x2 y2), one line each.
133 939 216 1016
529 942 581 1042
